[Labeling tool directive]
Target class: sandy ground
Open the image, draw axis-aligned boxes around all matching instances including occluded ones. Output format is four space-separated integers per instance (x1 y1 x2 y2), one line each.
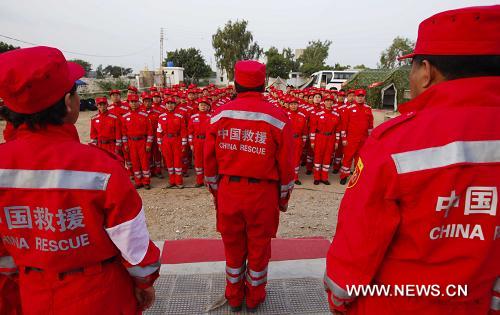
0 108 389 240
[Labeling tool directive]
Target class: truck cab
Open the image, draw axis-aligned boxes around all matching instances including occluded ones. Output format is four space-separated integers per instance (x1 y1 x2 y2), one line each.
309 70 359 90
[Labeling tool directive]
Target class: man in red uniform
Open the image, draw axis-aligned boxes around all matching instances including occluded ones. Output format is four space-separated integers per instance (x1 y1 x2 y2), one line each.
325 6 500 314
108 89 129 117
188 98 212 187
339 89 373 185
0 241 22 315
310 96 341 185
90 96 122 155
332 92 348 173
157 97 187 188
306 91 325 175
122 94 154 189
0 46 160 314
204 60 294 312
288 97 308 185
142 93 163 178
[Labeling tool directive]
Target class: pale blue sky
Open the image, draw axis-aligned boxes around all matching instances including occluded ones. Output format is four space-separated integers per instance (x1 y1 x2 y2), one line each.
1 0 497 72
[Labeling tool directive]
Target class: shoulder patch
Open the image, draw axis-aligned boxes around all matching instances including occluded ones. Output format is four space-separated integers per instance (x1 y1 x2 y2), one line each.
159 113 166 117
371 111 417 140
108 114 117 119
348 105 356 109
298 112 306 117
191 113 200 118
153 109 161 114
138 111 148 117
122 112 131 118
174 113 183 118
332 111 339 117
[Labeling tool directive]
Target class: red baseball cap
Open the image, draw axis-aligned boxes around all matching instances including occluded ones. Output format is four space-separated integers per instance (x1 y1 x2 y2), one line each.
235 60 266 88
149 86 158 92
109 89 121 96
95 97 108 104
0 46 84 114
127 85 138 93
399 5 500 60
141 92 152 100
127 94 139 102
152 91 161 98
164 97 177 104
355 89 366 96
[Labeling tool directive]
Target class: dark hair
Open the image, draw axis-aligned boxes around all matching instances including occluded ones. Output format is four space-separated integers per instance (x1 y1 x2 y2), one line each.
1 84 77 130
413 55 500 80
235 82 265 93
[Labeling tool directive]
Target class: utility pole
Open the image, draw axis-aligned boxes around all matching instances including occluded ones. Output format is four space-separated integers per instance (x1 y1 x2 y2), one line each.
160 27 166 87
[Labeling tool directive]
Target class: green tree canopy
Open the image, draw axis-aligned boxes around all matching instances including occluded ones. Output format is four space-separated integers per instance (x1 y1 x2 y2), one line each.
68 59 92 75
378 36 415 69
297 40 332 76
102 65 133 78
212 20 263 81
164 48 212 84
0 41 19 54
265 47 300 78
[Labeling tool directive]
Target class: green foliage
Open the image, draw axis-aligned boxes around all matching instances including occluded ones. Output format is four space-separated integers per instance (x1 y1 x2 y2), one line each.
297 40 332 76
343 66 411 109
96 65 105 79
68 59 92 75
0 41 19 54
265 47 300 78
101 65 133 78
212 20 263 81
164 48 212 84
332 63 350 71
93 78 131 97
379 36 415 69
353 64 368 70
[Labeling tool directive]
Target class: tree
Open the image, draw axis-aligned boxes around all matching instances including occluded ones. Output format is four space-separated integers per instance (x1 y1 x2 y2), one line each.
212 20 263 81
164 48 212 84
297 40 332 76
68 59 92 75
0 41 19 54
265 47 300 78
96 64 105 79
102 65 133 78
353 64 369 70
378 36 415 69
332 63 350 71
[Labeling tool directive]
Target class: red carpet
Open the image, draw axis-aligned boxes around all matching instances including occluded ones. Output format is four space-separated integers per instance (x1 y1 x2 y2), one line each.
161 237 331 264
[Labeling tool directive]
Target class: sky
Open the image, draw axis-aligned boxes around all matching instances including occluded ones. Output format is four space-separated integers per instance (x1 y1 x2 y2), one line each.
1 0 497 73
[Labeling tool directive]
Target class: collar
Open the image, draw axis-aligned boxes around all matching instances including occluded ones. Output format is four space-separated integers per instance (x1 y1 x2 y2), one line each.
236 92 263 100
15 123 80 142
399 76 500 114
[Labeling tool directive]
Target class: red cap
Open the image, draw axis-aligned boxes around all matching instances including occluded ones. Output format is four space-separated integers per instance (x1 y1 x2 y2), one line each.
141 92 152 100
95 97 108 104
127 94 139 102
0 46 84 114
197 97 210 105
355 89 366 96
324 95 335 101
338 91 346 96
127 85 138 93
149 86 158 92
234 60 266 88
347 89 355 95
399 5 500 60
152 91 161 98
188 84 197 89
164 97 177 104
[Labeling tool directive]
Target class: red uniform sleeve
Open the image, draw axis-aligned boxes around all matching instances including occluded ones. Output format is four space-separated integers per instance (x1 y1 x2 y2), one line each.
324 137 400 311
121 116 129 151
203 116 219 196
0 240 17 277
103 162 160 288
368 108 374 135
276 115 295 206
309 113 318 144
90 118 98 145
114 118 122 154
187 117 194 146
180 118 188 146
146 117 153 150
341 109 350 142
301 118 308 143
156 119 164 145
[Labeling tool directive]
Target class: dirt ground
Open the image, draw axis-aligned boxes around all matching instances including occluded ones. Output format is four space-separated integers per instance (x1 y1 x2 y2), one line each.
0 108 389 241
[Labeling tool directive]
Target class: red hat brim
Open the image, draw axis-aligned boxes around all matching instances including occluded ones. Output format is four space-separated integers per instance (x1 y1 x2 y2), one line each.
397 53 416 61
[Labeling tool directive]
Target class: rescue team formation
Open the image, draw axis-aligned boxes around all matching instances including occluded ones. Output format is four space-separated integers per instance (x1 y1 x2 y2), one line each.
0 4 498 315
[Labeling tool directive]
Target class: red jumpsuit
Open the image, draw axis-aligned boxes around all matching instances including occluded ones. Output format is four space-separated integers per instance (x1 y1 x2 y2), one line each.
0 241 22 315
0 124 160 315
306 104 324 172
175 106 192 174
325 77 500 314
188 112 211 185
311 110 341 181
339 102 374 180
90 112 122 155
332 103 348 172
2 121 16 142
157 111 187 186
121 110 154 186
288 110 308 181
145 108 163 176
108 101 133 173
204 92 294 309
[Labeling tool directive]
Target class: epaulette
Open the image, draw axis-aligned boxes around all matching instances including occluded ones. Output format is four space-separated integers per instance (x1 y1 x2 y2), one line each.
363 104 372 109
332 111 339 117
175 113 183 119
138 111 148 117
298 112 306 117
120 105 129 110
108 114 118 119
371 111 416 140
159 113 167 118
191 113 200 118
152 109 161 114
91 114 99 120
348 105 356 109
122 112 131 118
317 111 325 115
179 107 188 112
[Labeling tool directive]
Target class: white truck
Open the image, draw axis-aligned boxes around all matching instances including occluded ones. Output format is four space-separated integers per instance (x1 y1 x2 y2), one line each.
302 70 359 90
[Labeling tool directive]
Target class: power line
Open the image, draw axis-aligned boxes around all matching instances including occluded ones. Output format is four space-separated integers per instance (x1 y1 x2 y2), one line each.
0 34 156 58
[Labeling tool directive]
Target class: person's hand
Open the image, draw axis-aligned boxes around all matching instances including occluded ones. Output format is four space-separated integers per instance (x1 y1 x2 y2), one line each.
279 203 288 212
311 143 315 149
124 146 129 152
335 143 339 150
134 286 155 311
342 140 347 146
190 145 194 151
146 147 151 153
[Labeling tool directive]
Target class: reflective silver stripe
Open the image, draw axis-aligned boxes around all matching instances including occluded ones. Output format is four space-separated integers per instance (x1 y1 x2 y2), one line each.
391 140 500 174
491 296 500 311
90 139 98 144
0 256 16 269
248 267 267 279
280 180 294 192
205 175 219 183
211 110 286 130
128 261 161 277
245 273 267 286
226 264 245 275
210 183 218 190
324 273 352 299
0 169 110 191
494 277 500 293
227 273 244 284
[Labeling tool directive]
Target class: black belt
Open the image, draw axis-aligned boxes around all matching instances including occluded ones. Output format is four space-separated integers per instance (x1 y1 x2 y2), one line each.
196 135 206 139
99 139 116 144
24 256 117 279
293 134 300 138
228 176 275 184
129 136 146 141
167 133 180 138
322 132 333 136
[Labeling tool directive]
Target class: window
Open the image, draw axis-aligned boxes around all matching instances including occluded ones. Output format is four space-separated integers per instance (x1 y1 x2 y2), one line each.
404 89 411 99
333 72 356 80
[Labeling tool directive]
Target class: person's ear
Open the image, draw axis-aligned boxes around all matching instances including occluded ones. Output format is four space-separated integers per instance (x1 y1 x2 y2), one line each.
64 93 73 114
420 60 433 89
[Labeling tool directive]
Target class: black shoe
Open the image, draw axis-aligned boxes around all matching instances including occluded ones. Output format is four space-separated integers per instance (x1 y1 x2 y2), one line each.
156 173 164 179
313 180 320 185
340 178 348 185
332 169 339 174
294 180 302 185
165 183 175 188
306 170 312 175
177 185 184 189
323 180 331 185
183 173 189 178
144 184 151 190
300 161 306 166
246 305 259 313
230 305 242 312
194 183 204 188
134 184 143 189
350 170 354 175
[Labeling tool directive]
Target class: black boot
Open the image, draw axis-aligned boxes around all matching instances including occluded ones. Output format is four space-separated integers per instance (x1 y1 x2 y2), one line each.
294 180 302 185
340 178 348 185
306 170 312 175
313 180 320 185
323 180 331 185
